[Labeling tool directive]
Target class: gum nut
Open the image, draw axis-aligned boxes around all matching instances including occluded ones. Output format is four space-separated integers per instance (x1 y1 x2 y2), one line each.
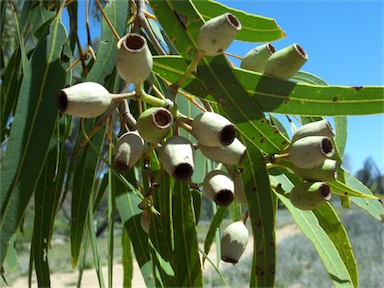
115 33 153 85
292 120 335 143
203 170 234 206
57 82 112 118
289 136 334 169
137 107 173 143
289 182 331 210
263 43 308 80
197 13 241 56
221 220 249 264
292 159 337 182
192 112 236 147
199 138 246 165
160 136 194 182
113 131 146 171
232 173 247 208
240 43 276 73
140 209 151 234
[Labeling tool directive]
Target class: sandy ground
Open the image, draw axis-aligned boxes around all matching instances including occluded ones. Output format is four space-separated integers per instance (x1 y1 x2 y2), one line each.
10 224 299 287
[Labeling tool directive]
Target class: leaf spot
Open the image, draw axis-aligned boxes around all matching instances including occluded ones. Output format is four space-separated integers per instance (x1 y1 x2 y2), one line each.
333 97 338 102
352 86 363 91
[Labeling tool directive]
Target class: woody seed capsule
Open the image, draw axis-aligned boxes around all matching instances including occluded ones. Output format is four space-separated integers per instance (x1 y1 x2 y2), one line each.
240 43 276 73
197 13 241 56
289 182 331 210
192 112 237 147
221 220 249 264
203 170 234 206
113 131 146 171
292 120 335 143
57 82 112 118
199 138 246 165
137 107 173 143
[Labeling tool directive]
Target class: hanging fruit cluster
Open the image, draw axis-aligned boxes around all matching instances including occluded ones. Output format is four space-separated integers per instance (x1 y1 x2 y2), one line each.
57 10 336 266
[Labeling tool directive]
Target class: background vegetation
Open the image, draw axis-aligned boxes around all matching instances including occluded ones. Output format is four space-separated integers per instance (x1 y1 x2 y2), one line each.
1 0 383 287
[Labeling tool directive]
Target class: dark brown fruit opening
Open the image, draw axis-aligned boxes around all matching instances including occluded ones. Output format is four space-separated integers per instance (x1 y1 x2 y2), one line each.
221 256 238 264
173 163 193 181
114 160 130 172
57 91 68 112
226 13 241 30
154 109 172 128
125 34 145 50
220 124 237 146
214 190 234 206
294 44 308 59
319 184 331 200
321 138 334 156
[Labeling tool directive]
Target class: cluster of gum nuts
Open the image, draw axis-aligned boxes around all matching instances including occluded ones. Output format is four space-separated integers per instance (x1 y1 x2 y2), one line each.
56 11 326 265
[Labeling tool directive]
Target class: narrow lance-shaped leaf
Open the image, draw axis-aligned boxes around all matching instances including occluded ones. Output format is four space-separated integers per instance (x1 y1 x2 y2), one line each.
33 144 67 287
172 181 203 287
0 18 66 266
275 191 353 287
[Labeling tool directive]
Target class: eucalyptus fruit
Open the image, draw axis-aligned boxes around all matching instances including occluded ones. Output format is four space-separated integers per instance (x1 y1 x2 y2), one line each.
197 13 241 56
289 182 331 210
203 170 234 206
192 112 237 147
113 131 146 172
137 107 173 143
263 43 308 80
199 138 247 165
292 120 335 143
116 33 153 84
221 220 249 264
290 159 337 182
160 136 195 182
57 82 113 118
289 136 334 169
240 43 276 73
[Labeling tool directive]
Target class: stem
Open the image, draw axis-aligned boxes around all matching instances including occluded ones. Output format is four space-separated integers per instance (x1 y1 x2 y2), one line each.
241 211 249 224
135 85 174 108
110 91 137 102
223 51 243 60
173 52 204 88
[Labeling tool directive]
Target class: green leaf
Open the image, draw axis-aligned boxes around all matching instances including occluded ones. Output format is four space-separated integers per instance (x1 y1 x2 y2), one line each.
70 120 107 267
114 172 157 287
328 179 380 200
313 204 358 287
275 192 353 287
86 0 129 83
234 68 384 116
122 229 133 288
334 116 348 157
242 142 276 287
343 172 384 221
33 145 67 287
172 182 203 287
0 18 66 266
203 206 228 262
192 0 285 42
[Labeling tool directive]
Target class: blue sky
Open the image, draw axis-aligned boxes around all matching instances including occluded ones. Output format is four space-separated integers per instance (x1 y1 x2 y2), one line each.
65 0 383 174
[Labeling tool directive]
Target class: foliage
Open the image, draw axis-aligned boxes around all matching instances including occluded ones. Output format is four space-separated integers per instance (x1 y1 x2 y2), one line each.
1 0 383 287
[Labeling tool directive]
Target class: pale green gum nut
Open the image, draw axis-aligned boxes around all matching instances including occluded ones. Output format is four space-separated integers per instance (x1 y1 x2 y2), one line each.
113 131 146 172
289 182 331 210
57 82 112 118
197 13 241 56
137 107 173 143
192 112 237 147
160 136 194 182
240 43 276 73
203 170 234 206
292 120 335 143
221 220 249 264
199 138 246 165
140 208 151 234
292 159 337 182
263 43 308 80
232 173 248 208
116 33 153 85
289 136 334 169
